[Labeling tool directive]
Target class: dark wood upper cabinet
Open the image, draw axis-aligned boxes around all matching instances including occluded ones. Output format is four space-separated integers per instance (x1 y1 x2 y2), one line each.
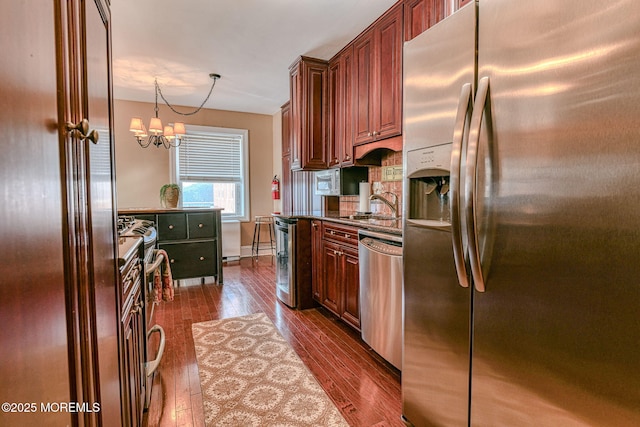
404 0 446 41
281 101 291 158
353 2 403 146
328 45 356 168
328 59 341 168
353 30 375 145
289 56 329 171
342 47 356 167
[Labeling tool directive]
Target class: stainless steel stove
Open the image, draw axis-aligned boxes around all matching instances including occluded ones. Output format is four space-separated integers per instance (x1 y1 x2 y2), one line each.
117 215 165 409
118 216 157 264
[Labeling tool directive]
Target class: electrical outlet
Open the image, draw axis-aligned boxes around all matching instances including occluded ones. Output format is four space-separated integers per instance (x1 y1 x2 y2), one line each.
382 165 403 182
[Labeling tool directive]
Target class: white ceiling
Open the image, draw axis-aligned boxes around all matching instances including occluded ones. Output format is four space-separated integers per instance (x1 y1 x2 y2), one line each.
111 0 398 116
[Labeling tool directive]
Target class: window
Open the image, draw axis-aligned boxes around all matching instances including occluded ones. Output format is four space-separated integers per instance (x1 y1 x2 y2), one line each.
171 125 249 221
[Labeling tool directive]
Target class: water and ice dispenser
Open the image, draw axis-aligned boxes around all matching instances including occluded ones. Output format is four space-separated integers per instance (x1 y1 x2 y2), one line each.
406 143 452 225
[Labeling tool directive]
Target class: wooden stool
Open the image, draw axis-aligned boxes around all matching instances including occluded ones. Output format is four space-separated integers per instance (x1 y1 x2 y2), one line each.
252 215 275 257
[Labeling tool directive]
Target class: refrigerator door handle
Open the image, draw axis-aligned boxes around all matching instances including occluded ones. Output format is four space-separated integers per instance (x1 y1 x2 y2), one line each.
450 83 473 288
465 76 490 293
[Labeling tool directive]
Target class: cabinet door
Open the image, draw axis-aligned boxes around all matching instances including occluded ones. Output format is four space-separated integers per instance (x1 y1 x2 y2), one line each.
83 0 123 424
122 288 143 427
374 4 403 141
329 46 356 168
404 0 446 41
322 241 342 316
289 62 302 170
327 59 342 168
353 30 375 146
405 0 428 41
341 45 355 166
281 101 291 157
341 246 361 330
289 57 328 171
311 220 324 302
353 3 403 146
1 2 73 426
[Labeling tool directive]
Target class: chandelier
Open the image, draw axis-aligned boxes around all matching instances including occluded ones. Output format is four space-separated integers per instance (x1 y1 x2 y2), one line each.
129 73 221 148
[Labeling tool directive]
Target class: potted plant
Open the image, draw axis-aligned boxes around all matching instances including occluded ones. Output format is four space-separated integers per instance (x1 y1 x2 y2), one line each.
160 184 180 208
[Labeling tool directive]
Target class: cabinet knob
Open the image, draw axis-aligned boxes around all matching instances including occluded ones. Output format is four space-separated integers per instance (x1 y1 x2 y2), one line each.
344 155 351 161
312 223 318 229
367 132 372 137
345 234 351 239
198 223 204 228
199 256 205 261
170 259 175 264
330 230 335 235
168 224 174 230
372 131 378 137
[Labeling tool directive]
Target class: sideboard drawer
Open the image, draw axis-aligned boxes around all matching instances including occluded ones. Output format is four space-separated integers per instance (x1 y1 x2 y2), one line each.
157 213 187 240
160 241 217 280
188 212 215 239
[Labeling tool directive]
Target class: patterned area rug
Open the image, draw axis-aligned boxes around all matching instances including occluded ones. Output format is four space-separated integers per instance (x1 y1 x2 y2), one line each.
192 312 350 426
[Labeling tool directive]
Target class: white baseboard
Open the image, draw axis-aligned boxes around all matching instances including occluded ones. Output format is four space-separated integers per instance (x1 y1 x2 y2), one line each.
240 244 275 258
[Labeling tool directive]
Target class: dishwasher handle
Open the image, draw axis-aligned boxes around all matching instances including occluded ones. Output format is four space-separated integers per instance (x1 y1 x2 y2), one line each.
359 237 402 257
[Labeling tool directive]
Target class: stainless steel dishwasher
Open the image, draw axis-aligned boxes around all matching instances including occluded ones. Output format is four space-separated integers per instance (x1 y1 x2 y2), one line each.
358 229 403 370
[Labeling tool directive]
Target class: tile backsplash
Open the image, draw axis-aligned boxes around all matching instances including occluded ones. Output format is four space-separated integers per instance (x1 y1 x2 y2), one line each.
339 150 403 216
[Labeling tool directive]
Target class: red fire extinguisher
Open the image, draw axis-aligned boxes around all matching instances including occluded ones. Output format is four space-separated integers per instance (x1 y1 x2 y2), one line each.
272 175 280 200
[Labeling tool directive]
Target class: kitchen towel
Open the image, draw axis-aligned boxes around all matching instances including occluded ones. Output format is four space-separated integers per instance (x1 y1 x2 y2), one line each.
358 181 371 213
153 249 174 302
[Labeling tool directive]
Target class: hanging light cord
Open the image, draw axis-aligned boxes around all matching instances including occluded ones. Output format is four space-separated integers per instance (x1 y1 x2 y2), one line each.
155 73 221 116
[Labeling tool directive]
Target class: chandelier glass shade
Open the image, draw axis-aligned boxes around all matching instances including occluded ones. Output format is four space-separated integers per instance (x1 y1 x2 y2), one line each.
130 73 220 149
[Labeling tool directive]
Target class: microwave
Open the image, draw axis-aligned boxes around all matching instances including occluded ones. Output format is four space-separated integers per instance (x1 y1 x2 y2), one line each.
314 167 368 196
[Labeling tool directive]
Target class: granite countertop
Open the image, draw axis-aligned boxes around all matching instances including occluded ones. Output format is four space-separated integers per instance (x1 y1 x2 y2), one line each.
274 211 402 236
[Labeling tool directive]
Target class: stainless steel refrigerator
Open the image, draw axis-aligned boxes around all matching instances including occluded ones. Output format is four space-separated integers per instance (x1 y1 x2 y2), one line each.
402 1 640 425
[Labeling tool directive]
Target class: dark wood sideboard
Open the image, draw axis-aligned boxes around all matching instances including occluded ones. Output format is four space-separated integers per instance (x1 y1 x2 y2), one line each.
119 208 224 284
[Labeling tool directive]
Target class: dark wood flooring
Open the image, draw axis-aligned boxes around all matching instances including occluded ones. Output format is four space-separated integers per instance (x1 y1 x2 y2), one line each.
143 256 403 427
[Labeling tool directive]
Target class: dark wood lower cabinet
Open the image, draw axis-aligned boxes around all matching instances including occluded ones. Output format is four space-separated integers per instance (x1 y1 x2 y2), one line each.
315 222 361 331
311 220 324 301
119 238 145 427
122 287 144 427
341 246 361 330
322 241 343 316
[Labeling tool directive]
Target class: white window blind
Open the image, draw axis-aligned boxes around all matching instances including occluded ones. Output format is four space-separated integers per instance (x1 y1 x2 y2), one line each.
178 132 243 182
172 125 250 221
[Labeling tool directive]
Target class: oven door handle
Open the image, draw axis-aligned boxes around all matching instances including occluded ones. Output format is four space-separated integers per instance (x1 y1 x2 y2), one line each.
145 324 166 377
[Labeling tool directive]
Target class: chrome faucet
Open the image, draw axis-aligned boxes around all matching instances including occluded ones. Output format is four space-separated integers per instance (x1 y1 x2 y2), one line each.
369 192 399 218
